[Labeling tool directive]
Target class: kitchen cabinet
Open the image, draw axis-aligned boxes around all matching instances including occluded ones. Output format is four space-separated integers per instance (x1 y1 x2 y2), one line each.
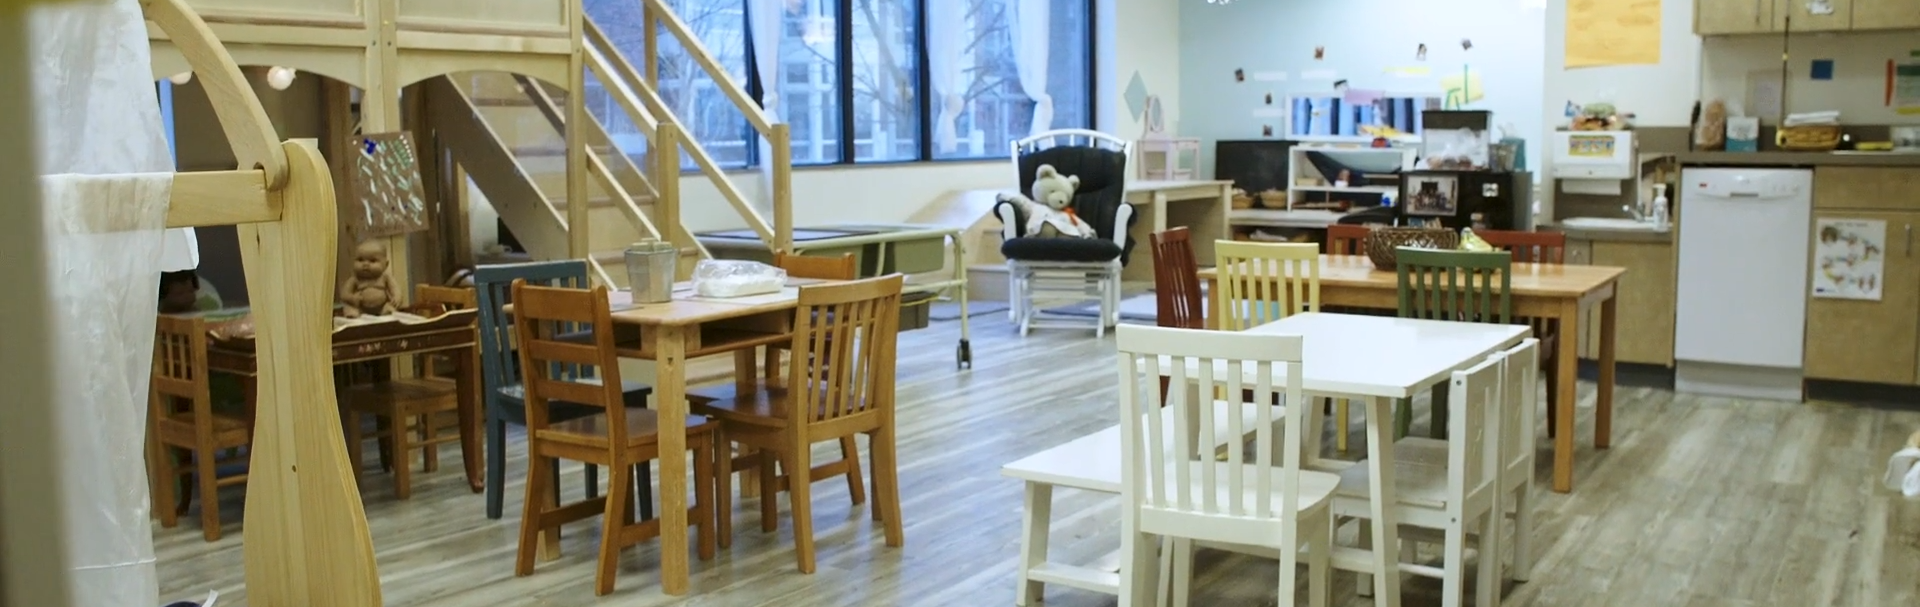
1777 0 1854 32
1804 209 1920 384
1697 0 1781 34
1571 239 1677 366
1852 0 1920 30
1813 166 1920 210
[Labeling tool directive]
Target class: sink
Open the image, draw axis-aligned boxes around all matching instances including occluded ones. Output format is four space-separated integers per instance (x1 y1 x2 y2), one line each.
1559 217 1668 233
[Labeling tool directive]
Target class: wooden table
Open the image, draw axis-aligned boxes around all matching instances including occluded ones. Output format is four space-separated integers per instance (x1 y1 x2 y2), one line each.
1124 180 1232 282
1199 255 1626 493
208 318 484 492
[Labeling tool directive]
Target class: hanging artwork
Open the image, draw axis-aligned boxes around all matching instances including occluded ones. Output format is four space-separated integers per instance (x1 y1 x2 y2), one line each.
1812 218 1885 301
346 132 429 239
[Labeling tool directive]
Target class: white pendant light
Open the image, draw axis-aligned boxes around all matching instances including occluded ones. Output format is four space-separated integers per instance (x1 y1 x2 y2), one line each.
266 66 296 90
167 71 192 85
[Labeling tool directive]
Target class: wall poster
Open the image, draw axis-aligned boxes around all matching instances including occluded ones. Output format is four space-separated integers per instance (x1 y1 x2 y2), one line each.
1812 218 1885 301
346 131 429 240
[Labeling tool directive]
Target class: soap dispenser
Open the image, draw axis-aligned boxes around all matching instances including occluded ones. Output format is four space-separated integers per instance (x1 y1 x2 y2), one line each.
1650 183 1670 230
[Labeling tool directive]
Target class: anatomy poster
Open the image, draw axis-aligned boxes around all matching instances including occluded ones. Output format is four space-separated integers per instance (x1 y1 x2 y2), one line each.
1812 218 1885 301
346 132 429 239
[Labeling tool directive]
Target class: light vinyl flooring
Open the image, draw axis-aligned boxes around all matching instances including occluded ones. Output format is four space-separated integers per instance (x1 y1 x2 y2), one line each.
155 314 1920 606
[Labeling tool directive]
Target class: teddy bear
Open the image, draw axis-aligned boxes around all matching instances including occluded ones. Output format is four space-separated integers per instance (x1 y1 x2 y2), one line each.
997 164 1094 239
339 239 400 318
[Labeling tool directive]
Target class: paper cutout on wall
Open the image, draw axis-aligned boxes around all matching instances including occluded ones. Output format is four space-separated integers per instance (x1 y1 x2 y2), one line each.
1808 0 1835 16
1315 46 1325 60
1440 67 1485 107
347 132 428 239
1300 69 1338 80
1416 43 1428 61
1251 70 1288 82
1234 68 1245 82
1252 107 1287 118
1262 124 1274 137
1264 92 1273 105
1461 39 1473 51
1811 59 1835 81
1384 66 1431 78
1564 0 1661 68
1123 71 1150 121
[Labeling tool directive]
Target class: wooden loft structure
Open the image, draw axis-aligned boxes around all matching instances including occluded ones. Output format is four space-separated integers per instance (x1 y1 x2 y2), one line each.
146 0 796 288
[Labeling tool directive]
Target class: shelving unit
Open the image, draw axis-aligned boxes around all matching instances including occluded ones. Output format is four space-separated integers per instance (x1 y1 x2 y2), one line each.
1227 144 1419 241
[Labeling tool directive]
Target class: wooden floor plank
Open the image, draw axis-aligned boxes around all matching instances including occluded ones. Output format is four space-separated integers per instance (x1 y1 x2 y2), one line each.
154 315 1920 606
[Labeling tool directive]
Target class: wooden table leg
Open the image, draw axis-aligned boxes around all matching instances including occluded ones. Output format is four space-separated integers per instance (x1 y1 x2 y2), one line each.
1203 277 1219 331
1596 293 1616 450
1363 396 1403 607
457 343 482 492
1552 298 1581 493
654 324 692 595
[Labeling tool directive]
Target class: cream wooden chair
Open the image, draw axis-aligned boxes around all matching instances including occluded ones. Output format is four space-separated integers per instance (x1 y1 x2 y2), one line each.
1496 339 1540 585
1114 324 1338 607
1213 241 1356 452
1332 351 1508 607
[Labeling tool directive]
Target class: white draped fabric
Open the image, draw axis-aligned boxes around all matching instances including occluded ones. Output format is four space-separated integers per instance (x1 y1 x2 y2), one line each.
29 0 182 604
1008 0 1052 136
926 0 966 153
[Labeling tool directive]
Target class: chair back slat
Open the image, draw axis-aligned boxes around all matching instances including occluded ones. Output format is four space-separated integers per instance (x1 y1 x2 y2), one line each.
1118 325 1304 527
152 314 212 416
510 279 626 439
1395 248 1512 325
475 260 593 396
776 252 859 280
1447 352 1505 508
1473 229 1567 264
1150 228 1205 330
1326 224 1371 255
1215 241 1320 331
1500 339 1540 479
788 275 903 426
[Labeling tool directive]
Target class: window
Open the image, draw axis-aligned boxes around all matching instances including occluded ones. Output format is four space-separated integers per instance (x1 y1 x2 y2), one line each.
930 0 1090 160
585 0 1093 167
585 0 754 169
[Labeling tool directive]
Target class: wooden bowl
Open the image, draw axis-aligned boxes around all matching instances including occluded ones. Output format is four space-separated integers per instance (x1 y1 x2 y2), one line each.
1363 227 1459 271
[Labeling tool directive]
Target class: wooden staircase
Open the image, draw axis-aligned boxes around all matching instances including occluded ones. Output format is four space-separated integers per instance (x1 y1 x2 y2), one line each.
423 2 791 285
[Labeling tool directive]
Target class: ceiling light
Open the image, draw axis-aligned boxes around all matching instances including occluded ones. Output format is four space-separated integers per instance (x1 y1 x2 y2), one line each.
266 66 296 91
168 72 192 85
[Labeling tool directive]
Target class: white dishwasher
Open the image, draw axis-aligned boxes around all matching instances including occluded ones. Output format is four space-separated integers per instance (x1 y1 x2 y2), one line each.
1674 168 1813 401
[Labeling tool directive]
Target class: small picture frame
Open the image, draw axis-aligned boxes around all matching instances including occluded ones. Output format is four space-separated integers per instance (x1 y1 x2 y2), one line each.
1405 174 1459 217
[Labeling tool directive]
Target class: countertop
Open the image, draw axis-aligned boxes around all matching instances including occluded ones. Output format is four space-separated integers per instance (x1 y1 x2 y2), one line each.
1543 225 1674 244
1673 151 1920 167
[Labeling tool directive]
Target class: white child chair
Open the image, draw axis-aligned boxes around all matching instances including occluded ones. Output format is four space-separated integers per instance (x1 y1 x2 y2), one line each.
994 129 1135 337
1114 324 1338 606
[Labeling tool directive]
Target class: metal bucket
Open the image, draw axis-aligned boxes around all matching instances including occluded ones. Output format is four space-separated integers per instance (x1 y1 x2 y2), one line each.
624 240 678 304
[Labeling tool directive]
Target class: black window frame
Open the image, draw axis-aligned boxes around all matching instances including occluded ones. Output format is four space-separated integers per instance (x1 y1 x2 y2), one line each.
740 0 1099 168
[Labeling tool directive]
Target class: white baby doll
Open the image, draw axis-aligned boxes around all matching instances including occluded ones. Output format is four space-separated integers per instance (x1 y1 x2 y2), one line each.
997 164 1094 239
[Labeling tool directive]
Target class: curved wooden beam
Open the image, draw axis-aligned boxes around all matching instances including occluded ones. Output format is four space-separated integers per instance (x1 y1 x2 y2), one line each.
240 140 380 606
140 0 288 189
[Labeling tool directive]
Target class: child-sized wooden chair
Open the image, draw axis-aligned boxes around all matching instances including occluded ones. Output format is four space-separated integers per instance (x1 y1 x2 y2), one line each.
339 284 473 499
510 279 718 596
1214 240 1356 451
690 275 907 573
1395 247 1512 438
150 314 253 541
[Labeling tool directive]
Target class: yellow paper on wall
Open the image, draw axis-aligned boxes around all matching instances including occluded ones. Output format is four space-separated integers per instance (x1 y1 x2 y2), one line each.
1565 0 1661 68
1441 68 1484 105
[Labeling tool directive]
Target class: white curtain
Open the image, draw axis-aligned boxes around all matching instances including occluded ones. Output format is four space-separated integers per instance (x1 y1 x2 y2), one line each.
927 0 966 153
29 0 183 604
749 0 782 213
1008 0 1052 136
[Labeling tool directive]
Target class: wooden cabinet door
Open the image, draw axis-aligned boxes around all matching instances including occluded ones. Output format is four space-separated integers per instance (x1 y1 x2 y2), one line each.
1804 211 1920 384
1592 241 1678 366
1777 0 1853 31
1855 0 1920 32
1698 0 1779 33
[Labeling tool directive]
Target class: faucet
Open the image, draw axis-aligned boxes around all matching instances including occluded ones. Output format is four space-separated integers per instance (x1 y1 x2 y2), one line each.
1621 203 1649 223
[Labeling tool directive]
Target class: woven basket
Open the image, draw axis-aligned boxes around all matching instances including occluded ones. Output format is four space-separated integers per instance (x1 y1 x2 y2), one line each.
1777 125 1842 151
1364 227 1460 271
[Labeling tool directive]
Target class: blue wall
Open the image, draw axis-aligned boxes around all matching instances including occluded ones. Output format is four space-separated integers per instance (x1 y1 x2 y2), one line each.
1178 0 1546 178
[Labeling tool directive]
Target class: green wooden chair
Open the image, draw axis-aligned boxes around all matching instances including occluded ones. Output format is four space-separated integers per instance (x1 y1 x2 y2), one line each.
1394 247 1512 438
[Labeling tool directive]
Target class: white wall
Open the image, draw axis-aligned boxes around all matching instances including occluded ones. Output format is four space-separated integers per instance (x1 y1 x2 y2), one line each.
1702 31 1920 126
1179 0 1547 177
1104 0 1181 138
1542 0 1700 130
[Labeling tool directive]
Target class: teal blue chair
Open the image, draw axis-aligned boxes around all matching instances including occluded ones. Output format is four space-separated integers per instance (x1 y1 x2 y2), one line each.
475 260 655 519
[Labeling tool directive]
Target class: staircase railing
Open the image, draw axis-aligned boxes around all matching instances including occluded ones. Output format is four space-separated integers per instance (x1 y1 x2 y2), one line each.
594 3 792 252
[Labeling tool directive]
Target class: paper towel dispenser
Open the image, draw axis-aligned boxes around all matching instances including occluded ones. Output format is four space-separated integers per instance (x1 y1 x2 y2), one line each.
1550 131 1634 180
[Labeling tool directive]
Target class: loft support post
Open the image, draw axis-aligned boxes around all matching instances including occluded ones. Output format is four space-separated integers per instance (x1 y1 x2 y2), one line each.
771 123 793 254
655 122 682 263
240 140 380 606
566 25 591 260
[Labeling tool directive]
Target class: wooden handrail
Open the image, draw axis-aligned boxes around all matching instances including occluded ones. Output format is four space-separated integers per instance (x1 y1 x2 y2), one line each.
627 3 773 134
582 34 775 245
142 0 288 189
